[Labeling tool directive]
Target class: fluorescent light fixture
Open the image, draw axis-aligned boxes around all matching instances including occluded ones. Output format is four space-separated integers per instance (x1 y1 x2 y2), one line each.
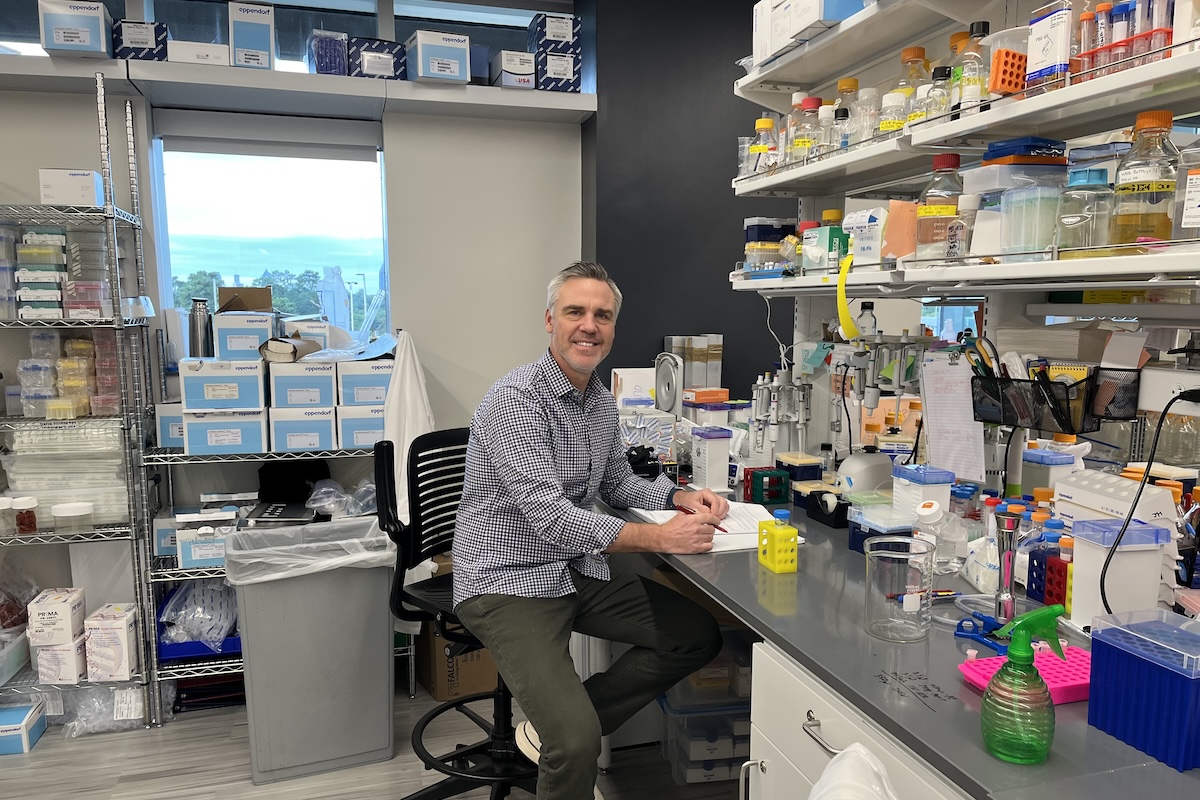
394 1 537 27
0 41 49 57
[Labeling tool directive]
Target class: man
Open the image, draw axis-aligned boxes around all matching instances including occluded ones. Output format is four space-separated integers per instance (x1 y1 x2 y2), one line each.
453 261 728 800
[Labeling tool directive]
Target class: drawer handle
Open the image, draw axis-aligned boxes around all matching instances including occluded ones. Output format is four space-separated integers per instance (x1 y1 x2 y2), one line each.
803 710 844 756
738 759 765 800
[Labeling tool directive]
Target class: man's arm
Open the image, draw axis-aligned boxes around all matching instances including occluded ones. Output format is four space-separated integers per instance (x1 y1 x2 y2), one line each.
605 514 722 554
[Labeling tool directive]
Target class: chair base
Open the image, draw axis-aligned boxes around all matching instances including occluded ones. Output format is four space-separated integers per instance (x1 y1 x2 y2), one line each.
401 688 539 800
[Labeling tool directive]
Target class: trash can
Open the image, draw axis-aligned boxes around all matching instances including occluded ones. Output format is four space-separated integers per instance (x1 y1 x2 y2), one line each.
225 517 395 784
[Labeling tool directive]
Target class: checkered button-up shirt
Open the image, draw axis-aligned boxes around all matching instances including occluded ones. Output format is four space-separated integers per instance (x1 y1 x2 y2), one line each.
452 350 677 607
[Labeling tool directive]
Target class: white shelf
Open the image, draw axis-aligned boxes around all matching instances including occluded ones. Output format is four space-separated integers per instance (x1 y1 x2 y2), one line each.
911 49 1200 148
734 0 972 112
0 54 131 94
732 269 910 297
732 137 931 197
1027 303 1200 321
383 82 595 124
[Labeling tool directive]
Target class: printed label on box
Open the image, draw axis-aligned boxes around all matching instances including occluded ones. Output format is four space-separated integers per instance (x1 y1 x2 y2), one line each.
286 388 321 405
169 422 184 439
430 57 459 76
204 383 239 400
54 28 90 46
113 688 143 721
33 692 64 717
207 429 242 446
235 47 267 67
361 51 393 76
354 386 386 403
287 432 320 449
546 16 572 41
122 22 155 48
189 541 225 561
354 429 384 447
546 53 572 79
226 334 260 352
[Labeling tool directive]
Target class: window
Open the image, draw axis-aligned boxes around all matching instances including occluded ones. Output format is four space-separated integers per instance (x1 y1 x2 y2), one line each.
159 150 388 339
921 302 983 343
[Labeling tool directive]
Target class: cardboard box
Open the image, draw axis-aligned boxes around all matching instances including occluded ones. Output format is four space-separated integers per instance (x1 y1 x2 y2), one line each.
270 406 336 452
38 0 113 58
490 50 534 88
183 410 268 455
37 634 87 685
38 169 104 207
176 523 235 568
307 29 347 75
228 1 274 69
534 51 580 92
705 334 723 388
217 285 273 312
157 402 184 448
213 312 275 361
269 361 336 408
404 30 470 83
0 703 47 756
84 604 139 682
752 0 772 67
151 506 204 557
347 37 406 80
417 624 498 702
168 41 230 65
112 19 167 61
336 405 386 450
683 335 708 389
27 588 86 647
180 358 266 412
791 0 864 39
337 360 393 405
527 13 581 54
610 367 656 408
282 319 329 350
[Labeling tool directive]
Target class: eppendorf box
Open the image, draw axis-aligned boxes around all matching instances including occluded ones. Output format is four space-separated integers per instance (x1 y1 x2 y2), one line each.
183 410 268 455
269 362 336 408
270 406 336 452
180 358 266 412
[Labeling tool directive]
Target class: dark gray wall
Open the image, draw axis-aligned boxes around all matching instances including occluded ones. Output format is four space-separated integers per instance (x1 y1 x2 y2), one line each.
580 0 796 397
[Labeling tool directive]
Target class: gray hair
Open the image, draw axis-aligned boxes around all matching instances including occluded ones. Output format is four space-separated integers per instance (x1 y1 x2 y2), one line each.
546 261 623 318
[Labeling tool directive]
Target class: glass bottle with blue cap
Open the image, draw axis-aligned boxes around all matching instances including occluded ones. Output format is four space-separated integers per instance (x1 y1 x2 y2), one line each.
1056 166 1115 257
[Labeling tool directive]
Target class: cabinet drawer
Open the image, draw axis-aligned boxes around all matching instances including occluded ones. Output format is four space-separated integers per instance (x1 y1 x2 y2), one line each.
752 643 968 800
748 724 813 800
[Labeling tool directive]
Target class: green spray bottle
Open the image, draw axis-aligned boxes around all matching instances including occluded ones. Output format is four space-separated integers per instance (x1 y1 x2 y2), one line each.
980 604 1066 764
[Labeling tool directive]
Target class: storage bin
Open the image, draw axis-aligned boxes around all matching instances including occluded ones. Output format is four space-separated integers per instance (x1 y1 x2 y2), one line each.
65 301 106 320
57 376 95 397
848 505 916 554
55 357 94 377
17 359 56 388
0 632 30 686
18 302 63 320
95 373 121 393
90 394 120 416
3 486 127 525
744 217 798 243
20 387 56 418
15 267 66 284
1069 519 1170 628
44 396 89 419
29 330 62 359
658 694 749 784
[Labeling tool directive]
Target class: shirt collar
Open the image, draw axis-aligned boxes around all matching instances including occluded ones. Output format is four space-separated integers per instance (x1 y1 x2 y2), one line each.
539 349 603 403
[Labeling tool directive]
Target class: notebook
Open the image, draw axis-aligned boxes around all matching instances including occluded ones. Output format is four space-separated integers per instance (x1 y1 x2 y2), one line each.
623 502 776 552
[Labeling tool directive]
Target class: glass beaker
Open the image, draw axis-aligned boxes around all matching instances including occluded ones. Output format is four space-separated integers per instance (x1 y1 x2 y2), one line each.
864 535 935 642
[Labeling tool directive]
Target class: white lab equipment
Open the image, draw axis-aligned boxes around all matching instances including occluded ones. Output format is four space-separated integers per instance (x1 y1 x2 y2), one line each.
892 463 955 516
1069 520 1172 627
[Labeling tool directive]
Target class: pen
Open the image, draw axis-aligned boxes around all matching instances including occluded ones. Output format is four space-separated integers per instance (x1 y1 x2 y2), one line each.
675 504 729 533
888 590 962 601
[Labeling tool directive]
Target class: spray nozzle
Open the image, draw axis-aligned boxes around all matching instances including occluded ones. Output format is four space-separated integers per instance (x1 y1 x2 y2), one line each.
995 605 1066 665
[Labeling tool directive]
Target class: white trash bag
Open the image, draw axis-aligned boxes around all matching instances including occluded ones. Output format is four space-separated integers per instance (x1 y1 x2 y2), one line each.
807 743 900 800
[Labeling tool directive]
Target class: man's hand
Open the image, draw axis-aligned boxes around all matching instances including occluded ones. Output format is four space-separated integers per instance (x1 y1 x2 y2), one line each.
656 510 720 553
673 488 730 519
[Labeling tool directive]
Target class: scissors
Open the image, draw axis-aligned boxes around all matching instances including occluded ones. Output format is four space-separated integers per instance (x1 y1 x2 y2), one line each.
968 337 1003 376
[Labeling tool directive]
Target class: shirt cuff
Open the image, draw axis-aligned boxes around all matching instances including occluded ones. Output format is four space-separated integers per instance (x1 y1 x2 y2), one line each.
652 474 680 511
592 514 625 555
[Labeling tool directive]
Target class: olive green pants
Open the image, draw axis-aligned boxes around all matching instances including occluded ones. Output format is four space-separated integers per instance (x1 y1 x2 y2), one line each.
456 566 722 800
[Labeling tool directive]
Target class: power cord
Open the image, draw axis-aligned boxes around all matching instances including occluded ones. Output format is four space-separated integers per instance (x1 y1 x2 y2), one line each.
840 362 853 455
904 416 923 465
1100 389 1200 614
762 295 796 372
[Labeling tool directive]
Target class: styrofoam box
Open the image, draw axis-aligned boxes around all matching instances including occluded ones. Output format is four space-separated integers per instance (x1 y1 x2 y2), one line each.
177 525 235 569
156 402 184 448
337 405 386 450
180 358 266 412
37 634 87 685
282 319 329 350
270 407 336 452
269 362 336 408
27 588 86 647
337 360 393 405
212 312 274 361
183 411 268 455
0 702 47 756
39 0 113 58
84 604 139 682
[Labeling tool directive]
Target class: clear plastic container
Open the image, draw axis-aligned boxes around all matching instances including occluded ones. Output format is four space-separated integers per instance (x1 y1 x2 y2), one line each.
56 357 95 378
15 287 61 303
90 394 120 416
65 281 109 303
67 248 106 270
955 21 991 115
17 359 57 388
916 154 964 263
20 387 57 418
4 385 20 416
1111 110 1179 245
1057 167 1115 257
14 267 66 284
63 338 95 358
878 92 908 139
57 375 96 397
1001 169 1067 262
0 497 14 537
923 66 952 123
915 500 968 574
5 487 127 525
51 502 94 533
44 396 90 420
15 244 65 265
851 88 881 146
18 301 63 320
786 97 824 164
95 373 121 393
1172 133 1200 240
12 496 38 533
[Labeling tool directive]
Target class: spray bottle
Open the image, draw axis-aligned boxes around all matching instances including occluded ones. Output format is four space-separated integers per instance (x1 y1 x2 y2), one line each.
980 604 1066 764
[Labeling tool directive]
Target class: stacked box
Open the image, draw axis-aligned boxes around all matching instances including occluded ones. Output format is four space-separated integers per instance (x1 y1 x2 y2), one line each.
26 588 86 648
83 604 139 682
348 37 405 80
527 13 582 93
308 29 348 75
38 0 113 58
404 30 469 83
213 312 274 360
227 1 274 69
112 19 168 61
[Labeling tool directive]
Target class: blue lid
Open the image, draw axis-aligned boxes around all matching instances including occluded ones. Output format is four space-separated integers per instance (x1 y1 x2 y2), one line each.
1044 531 1062 542
1023 511 1033 520
698 402 731 410
1112 2 1128 13
1023 494 1035 501
892 463 955 484
982 489 998 498
1044 518 1065 530
1072 519 1172 548
773 509 791 522
621 397 653 407
1068 167 1109 187
996 504 1009 513
692 426 732 439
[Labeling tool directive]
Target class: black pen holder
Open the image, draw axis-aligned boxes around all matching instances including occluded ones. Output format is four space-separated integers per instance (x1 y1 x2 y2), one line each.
971 375 1102 434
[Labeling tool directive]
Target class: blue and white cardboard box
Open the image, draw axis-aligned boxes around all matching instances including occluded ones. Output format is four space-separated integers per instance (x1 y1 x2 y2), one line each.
347 37 406 79
0 702 47 756
337 405 386 450
535 51 580 93
113 19 168 61
527 13 581 55
404 30 470 83
183 410 268 455
156 402 184 448
282 319 329 349
270 406 336 452
152 506 202 557
177 522 236 569
180 358 266 412
269 362 335 408
337 360 393 405
307 29 347 75
227 1 274 69
38 0 113 58
490 50 534 89
213 312 274 361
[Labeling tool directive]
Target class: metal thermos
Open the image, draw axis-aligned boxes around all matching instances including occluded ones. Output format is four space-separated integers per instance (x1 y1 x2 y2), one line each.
994 511 1024 624
188 298 215 358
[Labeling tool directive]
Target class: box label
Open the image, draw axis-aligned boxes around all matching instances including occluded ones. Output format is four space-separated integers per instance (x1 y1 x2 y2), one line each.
353 429 383 447
546 54 572 79
169 422 184 439
204 383 240 400
53 27 90 46
361 51 393 76
286 388 321 405
430 57 459 77
121 22 155 48
188 541 225 561
235 48 268 67
286 432 320 449
1183 169 1200 228
34 692 64 717
207 428 243 446
354 386 386 403
225 334 260 351
113 688 143 721
545 16 572 41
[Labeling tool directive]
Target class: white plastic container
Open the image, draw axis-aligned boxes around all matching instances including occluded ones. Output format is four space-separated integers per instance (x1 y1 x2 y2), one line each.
1070 520 1170 628
51 502 95 533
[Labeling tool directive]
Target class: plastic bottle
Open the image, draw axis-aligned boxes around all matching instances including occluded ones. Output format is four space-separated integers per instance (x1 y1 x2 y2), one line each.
924 66 953 122
1079 11 1098 56
1001 169 1068 262
819 442 835 483
1096 3 1114 49
915 499 967 575
1059 535 1074 562
955 21 992 116
1033 486 1055 513
816 105 836 158
876 415 915 462
894 46 931 98
1111 2 1130 42
832 107 854 152
782 92 808 165
916 154 964 262
1057 167 1115 257
878 91 908 140
1172 135 1200 240
945 194 980 259
856 301 878 336
787 97 824 164
1111 109 1178 245
908 84 933 125
750 116 779 174
822 208 843 228
851 88 881 146
0 498 14 537
1019 510 1036 538
980 605 1067 764
834 77 858 110
13 497 38 534
984 496 1004 539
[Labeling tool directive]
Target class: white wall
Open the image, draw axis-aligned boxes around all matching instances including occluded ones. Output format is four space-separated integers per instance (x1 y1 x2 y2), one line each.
383 114 582 427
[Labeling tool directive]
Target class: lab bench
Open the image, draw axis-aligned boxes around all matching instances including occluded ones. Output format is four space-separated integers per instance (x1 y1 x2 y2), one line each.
660 513 1200 798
